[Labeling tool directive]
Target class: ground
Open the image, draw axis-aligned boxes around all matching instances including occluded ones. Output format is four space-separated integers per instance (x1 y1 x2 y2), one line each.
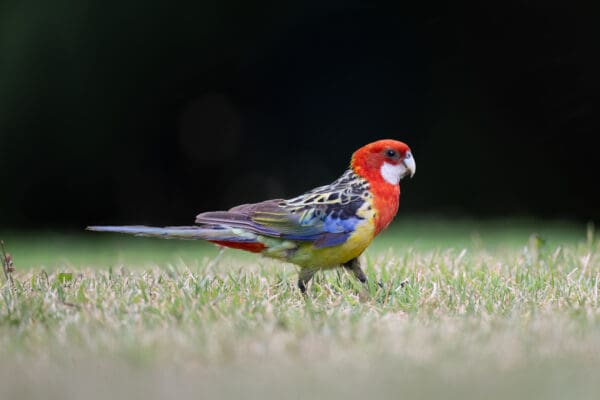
1 218 599 399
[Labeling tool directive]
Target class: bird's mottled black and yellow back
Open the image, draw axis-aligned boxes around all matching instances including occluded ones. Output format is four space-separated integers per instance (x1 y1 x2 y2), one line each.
193 169 375 252
281 169 372 230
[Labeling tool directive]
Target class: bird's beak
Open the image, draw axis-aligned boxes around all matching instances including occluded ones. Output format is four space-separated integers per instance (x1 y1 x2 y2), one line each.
403 152 416 178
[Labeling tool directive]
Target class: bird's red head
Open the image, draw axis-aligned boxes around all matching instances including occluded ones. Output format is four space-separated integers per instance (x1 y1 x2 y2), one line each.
350 139 416 185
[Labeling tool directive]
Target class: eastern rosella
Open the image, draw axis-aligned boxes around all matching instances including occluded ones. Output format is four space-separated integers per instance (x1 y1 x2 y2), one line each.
88 139 416 292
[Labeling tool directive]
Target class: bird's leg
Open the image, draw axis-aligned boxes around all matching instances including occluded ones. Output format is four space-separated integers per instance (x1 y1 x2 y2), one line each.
297 268 316 294
343 257 383 288
343 257 367 284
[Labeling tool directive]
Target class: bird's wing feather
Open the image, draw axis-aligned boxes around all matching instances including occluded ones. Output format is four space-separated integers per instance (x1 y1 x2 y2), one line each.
195 171 370 248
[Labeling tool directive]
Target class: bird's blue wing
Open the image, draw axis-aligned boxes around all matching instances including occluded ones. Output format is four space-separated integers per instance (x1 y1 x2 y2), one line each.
195 172 369 248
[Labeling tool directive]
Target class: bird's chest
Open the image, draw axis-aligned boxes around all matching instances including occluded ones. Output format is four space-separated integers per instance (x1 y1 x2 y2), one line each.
291 218 375 267
368 187 400 235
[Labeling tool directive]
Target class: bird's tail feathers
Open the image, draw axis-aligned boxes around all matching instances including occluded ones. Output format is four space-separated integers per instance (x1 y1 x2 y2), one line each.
86 225 256 241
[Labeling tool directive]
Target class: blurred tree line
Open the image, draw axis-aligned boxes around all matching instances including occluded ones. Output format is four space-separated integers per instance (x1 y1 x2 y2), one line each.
0 1 598 228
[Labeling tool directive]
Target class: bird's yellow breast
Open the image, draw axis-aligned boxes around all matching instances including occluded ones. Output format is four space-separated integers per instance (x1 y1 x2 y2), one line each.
291 219 375 267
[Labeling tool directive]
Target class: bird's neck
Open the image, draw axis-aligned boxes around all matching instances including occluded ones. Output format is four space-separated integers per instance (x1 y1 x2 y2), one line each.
350 165 400 236
371 182 400 235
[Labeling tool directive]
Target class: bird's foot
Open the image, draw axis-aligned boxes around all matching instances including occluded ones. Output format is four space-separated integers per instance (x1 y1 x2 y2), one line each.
297 269 316 295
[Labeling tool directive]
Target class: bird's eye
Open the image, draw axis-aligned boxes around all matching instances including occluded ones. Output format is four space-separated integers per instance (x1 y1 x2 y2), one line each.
385 149 397 158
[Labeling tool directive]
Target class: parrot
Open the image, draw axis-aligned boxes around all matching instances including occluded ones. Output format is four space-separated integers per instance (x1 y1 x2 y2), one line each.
87 139 416 293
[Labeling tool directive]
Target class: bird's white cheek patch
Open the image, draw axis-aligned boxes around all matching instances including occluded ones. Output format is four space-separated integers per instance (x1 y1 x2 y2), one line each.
380 162 405 185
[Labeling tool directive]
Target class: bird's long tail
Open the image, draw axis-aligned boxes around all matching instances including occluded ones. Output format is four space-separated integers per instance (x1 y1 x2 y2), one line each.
86 225 266 252
86 225 223 239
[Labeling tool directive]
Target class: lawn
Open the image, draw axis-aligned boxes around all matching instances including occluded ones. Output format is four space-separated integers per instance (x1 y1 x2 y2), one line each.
1 218 599 399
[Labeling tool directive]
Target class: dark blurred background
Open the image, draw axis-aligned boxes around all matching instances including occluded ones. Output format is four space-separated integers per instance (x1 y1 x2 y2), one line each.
0 1 598 229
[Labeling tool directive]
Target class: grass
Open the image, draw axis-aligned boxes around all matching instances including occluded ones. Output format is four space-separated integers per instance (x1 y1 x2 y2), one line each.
1 218 599 399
